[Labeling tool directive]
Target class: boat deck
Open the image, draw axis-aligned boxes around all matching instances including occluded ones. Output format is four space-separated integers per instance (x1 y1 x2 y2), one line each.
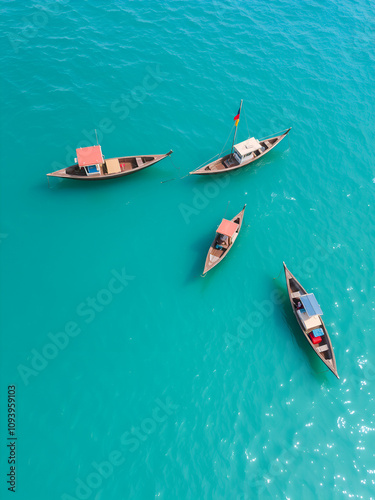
191 130 290 175
289 281 332 360
201 139 276 173
209 238 228 260
46 153 172 180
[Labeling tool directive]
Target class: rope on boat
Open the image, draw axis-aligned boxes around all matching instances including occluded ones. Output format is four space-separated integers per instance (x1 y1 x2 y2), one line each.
241 100 291 143
169 154 180 174
190 152 221 172
223 200 230 219
219 124 235 158
190 123 235 173
160 155 180 183
259 128 290 141
243 103 251 139
273 265 283 280
172 149 231 181
160 178 176 183
191 147 232 171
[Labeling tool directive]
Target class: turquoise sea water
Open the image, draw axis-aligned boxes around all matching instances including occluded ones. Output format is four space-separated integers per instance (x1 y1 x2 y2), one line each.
1 0 375 498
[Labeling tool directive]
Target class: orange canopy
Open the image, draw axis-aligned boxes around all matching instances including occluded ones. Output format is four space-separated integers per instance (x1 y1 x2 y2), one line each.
217 219 238 237
76 146 103 167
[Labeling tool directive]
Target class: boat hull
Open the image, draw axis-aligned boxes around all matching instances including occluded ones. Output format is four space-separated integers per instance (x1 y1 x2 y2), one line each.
190 129 291 175
283 262 339 378
47 151 172 180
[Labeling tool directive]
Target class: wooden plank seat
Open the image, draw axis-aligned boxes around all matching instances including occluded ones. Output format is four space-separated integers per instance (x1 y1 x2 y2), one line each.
106 158 121 174
317 344 329 353
135 157 144 169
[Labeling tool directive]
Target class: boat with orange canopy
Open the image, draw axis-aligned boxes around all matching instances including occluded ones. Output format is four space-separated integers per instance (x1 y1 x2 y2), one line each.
47 144 173 181
203 205 246 275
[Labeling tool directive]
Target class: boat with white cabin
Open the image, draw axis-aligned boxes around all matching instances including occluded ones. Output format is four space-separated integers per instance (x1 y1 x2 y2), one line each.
190 100 290 175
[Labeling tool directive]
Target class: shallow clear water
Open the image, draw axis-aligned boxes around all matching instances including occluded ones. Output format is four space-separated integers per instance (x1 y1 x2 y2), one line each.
1 0 375 498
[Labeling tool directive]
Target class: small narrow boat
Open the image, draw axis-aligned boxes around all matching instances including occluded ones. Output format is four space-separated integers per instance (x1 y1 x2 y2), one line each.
47 144 173 181
203 205 246 275
190 100 290 175
283 262 339 378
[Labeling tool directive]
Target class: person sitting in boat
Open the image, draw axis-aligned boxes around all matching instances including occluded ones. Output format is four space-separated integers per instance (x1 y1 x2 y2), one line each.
218 234 229 247
215 234 228 250
293 298 303 310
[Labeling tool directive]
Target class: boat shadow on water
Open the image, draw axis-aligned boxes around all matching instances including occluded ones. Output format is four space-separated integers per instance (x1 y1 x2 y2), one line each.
272 278 332 381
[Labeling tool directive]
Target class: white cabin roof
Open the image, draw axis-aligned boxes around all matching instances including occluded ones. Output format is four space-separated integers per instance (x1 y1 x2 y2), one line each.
234 137 261 156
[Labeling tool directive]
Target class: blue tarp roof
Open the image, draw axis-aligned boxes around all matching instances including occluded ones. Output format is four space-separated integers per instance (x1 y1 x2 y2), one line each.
300 293 323 317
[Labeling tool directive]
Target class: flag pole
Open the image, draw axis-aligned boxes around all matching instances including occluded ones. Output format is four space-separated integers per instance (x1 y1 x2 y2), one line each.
231 99 243 155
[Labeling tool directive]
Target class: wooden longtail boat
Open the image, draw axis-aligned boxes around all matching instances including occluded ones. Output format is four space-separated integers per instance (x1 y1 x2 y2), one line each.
203 205 246 275
190 100 290 175
47 144 173 181
283 262 339 378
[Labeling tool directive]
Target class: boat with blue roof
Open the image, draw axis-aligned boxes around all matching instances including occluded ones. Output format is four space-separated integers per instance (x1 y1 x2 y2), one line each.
283 262 339 378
